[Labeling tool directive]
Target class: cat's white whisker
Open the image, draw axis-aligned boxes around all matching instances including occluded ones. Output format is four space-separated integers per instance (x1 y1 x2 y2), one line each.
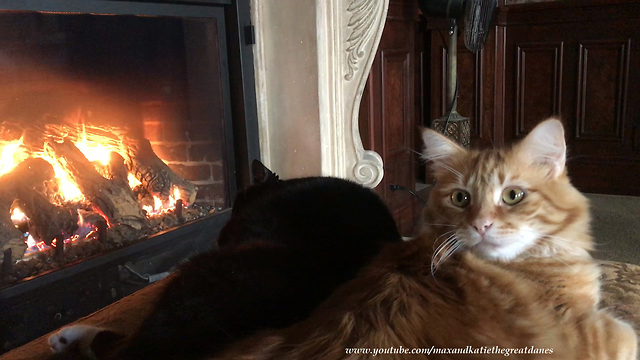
431 236 463 275
432 230 457 250
433 235 457 259
431 236 456 272
442 240 465 262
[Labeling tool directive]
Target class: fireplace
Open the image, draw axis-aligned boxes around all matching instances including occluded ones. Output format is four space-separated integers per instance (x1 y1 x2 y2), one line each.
0 0 258 352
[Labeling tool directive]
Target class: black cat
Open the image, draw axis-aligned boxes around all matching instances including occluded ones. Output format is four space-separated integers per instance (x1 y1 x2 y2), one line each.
49 161 401 359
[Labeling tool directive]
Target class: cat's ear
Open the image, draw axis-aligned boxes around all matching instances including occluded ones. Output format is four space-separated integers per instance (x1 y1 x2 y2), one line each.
515 118 566 179
421 127 466 164
251 160 280 184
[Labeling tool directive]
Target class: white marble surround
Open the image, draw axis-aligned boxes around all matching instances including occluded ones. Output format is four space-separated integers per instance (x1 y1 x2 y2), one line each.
251 0 388 188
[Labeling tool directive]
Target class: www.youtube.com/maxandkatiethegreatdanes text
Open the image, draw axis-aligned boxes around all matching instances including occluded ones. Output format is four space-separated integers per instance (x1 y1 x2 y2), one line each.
345 345 554 356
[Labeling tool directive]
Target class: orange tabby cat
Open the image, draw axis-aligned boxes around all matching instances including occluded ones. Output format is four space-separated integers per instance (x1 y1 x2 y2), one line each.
214 119 637 360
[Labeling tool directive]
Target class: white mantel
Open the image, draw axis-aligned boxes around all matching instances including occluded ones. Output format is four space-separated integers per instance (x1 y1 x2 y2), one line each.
251 0 388 188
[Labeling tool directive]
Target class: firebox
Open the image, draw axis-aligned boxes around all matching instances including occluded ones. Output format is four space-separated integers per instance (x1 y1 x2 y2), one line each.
0 0 259 352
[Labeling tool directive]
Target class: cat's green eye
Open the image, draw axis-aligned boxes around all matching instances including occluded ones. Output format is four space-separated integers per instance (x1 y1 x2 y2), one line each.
451 190 471 208
502 187 525 205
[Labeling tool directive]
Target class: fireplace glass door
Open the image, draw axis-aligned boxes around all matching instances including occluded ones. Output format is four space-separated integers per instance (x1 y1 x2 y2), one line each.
0 3 237 289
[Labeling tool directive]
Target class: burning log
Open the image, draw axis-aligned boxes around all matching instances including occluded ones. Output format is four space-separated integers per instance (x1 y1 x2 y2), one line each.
124 138 197 205
15 187 78 246
109 152 130 187
0 158 56 264
93 153 130 188
45 140 148 230
0 197 24 264
0 158 79 247
2 249 12 274
0 158 55 187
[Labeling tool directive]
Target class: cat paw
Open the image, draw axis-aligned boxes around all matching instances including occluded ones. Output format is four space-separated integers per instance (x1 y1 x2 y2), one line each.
48 324 102 355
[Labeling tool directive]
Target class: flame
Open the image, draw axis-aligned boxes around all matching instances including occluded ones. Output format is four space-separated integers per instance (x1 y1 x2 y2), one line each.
2 122 186 258
171 187 181 208
11 207 28 224
24 234 50 257
128 172 141 188
49 159 84 202
1 126 129 203
143 188 184 216
26 234 37 248
75 127 112 166
154 196 163 210
0 137 29 176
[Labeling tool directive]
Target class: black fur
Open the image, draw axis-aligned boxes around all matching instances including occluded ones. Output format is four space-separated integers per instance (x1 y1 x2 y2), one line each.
105 162 401 359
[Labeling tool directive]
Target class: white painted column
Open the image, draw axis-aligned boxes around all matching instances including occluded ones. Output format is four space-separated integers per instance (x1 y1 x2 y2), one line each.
252 0 387 188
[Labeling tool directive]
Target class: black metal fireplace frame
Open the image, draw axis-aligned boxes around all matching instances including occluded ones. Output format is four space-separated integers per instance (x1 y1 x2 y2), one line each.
0 0 259 352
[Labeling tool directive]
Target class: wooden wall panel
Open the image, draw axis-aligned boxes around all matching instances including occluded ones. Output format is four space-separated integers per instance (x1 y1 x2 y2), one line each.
514 42 563 137
458 48 483 138
382 50 414 211
576 39 629 141
384 52 410 152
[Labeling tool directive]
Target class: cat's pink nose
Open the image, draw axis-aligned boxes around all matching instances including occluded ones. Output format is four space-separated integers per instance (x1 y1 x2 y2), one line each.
473 220 493 235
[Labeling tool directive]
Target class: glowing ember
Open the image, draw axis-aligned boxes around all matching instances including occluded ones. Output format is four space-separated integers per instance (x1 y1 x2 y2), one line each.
23 234 50 257
22 209 101 258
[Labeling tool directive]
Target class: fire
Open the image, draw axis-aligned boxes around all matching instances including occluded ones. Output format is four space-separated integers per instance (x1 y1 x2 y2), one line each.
128 172 141 188
0 125 126 202
48 159 84 202
143 187 184 216
42 124 122 202
2 123 186 258
22 209 101 258
75 127 112 166
11 207 28 224
24 234 49 257
0 137 29 176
